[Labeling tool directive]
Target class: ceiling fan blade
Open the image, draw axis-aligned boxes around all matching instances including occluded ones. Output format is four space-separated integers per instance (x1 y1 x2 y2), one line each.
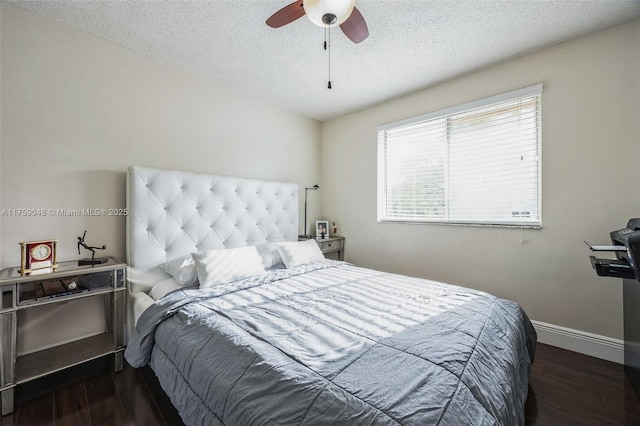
340 6 368 43
266 1 306 28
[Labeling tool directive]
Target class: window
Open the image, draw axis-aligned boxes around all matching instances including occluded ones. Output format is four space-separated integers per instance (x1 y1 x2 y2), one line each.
377 84 542 227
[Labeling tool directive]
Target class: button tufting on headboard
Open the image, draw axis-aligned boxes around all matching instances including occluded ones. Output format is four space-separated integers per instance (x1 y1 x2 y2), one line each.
126 166 299 292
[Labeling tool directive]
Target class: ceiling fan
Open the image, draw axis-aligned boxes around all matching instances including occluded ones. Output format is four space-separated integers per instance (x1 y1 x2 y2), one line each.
266 0 369 44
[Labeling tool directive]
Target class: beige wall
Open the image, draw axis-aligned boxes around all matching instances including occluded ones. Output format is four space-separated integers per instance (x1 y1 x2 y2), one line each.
0 3 320 269
0 3 320 353
0 4 3 258
320 19 640 340
2 2 638 349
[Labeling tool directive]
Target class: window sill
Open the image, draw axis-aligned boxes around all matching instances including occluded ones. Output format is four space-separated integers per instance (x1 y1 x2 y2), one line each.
377 219 542 230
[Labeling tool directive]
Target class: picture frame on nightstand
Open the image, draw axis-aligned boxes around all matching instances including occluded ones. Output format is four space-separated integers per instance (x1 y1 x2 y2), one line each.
315 221 329 239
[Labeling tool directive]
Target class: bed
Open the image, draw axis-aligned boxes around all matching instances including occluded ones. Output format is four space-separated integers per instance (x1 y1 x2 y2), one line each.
124 166 537 426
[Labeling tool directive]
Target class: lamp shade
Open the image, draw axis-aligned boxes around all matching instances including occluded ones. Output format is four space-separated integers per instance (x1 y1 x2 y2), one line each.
303 0 356 27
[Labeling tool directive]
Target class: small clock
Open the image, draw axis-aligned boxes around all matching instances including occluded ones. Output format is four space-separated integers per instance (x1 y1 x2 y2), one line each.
19 240 58 275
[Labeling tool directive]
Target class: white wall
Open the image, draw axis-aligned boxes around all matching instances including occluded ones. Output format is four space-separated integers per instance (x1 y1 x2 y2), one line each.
0 3 320 353
1 3 320 268
320 19 640 340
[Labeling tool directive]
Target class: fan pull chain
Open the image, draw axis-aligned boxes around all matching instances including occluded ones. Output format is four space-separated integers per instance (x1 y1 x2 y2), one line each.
324 25 327 50
327 25 332 89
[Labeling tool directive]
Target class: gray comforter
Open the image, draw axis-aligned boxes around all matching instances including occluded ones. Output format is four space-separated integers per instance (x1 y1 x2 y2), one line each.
125 260 536 426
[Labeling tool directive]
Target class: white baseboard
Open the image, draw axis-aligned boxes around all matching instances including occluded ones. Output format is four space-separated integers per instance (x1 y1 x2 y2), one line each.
531 320 624 364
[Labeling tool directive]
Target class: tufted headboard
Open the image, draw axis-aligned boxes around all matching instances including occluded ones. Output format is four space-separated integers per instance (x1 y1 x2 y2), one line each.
126 166 298 293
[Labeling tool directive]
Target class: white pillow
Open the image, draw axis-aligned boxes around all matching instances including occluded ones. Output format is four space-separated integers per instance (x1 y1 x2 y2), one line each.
255 243 285 269
192 246 266 289
149 277 182 301
161 254 198 286
276 240 325 268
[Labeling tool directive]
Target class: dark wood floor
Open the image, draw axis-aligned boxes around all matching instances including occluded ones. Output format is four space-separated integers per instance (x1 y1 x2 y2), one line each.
2 343 640 425
525 344 640 425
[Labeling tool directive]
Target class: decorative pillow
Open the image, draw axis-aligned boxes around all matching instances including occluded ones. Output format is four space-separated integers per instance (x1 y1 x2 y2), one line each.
255 243 285 269
276 239 325 269
149 277 182 301
192 246 266 289
161 254 198 286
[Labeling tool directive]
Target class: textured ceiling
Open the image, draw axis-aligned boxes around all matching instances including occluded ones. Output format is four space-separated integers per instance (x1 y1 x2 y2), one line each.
7 0 640 121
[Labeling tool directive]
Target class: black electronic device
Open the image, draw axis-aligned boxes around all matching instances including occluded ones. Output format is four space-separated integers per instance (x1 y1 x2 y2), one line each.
590 219 640 400
627 218 640 231
589 218 640 280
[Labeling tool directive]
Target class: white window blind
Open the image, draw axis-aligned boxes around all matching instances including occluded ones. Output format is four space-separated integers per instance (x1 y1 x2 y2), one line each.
377 84 542 227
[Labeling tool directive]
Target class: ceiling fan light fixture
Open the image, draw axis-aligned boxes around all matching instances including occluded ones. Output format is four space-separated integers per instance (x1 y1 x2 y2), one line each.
303 0 355 27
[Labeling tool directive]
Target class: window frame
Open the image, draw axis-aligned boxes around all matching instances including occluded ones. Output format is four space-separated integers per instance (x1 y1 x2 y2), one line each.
377 84 543 228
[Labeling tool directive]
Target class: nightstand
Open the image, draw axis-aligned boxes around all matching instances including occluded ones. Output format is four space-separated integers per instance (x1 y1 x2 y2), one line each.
0 257 126 415
309 236 345 261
